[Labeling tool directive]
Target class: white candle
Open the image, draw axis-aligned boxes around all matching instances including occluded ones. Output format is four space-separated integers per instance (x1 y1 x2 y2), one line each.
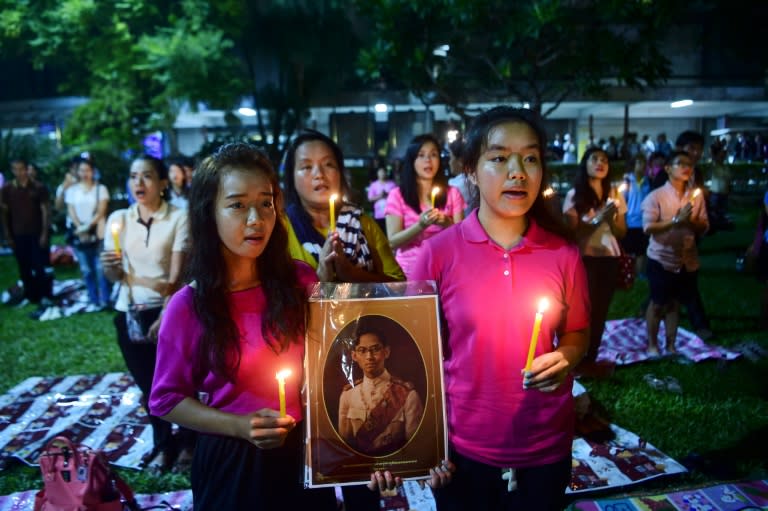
524 298 550 372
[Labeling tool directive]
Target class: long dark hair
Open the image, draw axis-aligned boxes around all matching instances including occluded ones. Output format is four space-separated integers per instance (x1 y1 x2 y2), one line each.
400 134 449 212
572 147 612 217
185 143 305 382
462 106 571 240
282 129 352 207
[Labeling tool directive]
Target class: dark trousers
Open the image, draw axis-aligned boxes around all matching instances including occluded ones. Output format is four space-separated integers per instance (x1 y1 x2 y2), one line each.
681 273 709 330
433 450 572 511
114 311 195 456
192 430 338 511
12 234 52 303
581 256 620 363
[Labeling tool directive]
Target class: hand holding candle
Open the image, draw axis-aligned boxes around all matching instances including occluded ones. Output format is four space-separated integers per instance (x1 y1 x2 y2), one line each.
110 222 121 256
430 186 440 208
328 194 338 232
275 369 292 417
524 298 550 372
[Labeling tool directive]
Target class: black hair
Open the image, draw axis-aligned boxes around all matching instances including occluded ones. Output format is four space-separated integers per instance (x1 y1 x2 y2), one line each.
353 316 390 347
462 106 571 240
400 134 449 212
675 130 705 149
185 142 305 382
132 154 169 181
571 147 612 217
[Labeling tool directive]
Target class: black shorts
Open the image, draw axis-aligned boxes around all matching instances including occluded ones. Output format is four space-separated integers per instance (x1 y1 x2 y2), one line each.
646 258 698 307
620 228 649 256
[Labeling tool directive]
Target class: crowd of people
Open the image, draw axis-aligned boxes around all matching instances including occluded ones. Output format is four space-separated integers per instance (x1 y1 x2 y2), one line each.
1 106 767 510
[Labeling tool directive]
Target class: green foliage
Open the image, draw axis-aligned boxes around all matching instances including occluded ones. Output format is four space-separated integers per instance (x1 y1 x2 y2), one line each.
355 0 682 118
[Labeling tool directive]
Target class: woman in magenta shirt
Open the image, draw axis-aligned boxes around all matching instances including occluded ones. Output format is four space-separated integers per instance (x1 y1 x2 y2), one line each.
412 107 589 510
385 134 465 278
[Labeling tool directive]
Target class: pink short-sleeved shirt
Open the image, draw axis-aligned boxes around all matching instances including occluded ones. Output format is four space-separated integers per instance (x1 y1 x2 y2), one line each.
411 212 590 468
385 185 465 278
149 262 317 421
642 181 708 272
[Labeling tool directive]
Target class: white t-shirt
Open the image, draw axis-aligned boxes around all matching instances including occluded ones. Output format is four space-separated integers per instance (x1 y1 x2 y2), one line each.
66 182 110 225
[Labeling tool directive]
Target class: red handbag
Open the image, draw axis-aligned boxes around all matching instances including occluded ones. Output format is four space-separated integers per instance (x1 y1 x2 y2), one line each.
617 251 636 290
33 436 138 511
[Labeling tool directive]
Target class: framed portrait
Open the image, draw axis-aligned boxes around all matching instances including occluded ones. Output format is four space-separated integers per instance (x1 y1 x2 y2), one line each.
304 281 447 488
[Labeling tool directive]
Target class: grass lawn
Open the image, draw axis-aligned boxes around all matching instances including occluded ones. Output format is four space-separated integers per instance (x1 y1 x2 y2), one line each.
0 197 766 501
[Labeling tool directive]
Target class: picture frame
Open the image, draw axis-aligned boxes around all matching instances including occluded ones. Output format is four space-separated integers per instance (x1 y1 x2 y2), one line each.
304 281 447 488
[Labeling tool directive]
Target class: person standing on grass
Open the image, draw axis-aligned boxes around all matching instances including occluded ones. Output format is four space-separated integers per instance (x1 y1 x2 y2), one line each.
562 147 627 379
1 158 53 307
642 151 709 356
412 107 589 511
101 155 196 476
67 157 111 311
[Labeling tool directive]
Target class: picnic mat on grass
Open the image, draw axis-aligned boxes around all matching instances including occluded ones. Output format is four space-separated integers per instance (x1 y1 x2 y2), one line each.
0 373 153 470
569 479 768 510
0 374 688 508
598 319 741 366
0 489 193 511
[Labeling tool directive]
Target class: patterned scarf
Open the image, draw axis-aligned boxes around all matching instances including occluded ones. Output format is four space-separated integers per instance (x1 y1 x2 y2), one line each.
286 203 374 271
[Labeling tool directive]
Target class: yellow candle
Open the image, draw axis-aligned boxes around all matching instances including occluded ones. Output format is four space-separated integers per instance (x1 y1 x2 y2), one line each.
524 298 550 372
430 186 440 208
328 194 338 232
110 223 121 255
275 369 292 417
690 188 701 205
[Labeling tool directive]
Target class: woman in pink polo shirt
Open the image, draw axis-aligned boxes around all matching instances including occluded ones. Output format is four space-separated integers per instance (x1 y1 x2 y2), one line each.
385 134 465 278
412 107 589 511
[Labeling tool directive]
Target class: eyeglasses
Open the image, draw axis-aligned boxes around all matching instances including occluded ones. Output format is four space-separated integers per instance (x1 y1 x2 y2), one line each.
353 344 384 356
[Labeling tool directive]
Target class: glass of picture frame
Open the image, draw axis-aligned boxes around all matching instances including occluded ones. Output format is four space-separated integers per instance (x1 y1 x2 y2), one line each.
304 281 447 488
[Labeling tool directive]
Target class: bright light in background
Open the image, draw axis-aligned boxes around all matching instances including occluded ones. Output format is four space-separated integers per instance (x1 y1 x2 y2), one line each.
374 103 388 113
523 102 530 109
670 99 694 109
446 129 459 143
238 107 257 116
433 44 450 57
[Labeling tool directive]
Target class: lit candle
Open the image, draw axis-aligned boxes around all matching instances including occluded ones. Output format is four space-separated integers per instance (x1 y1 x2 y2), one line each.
110 223 121 255
690 188 701 205
618 182 627 194
328 194 338 232
275 369 292 417
430 186 440 208
542 187 554 198
524 298 550 372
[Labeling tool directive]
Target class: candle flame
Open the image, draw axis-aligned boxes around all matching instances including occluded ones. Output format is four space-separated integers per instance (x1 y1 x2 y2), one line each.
329 193 338 203
537 298 550 313
275 369 292 381
691 188 701 199
618 183 627 193
431 186 440 197
111 222 120 235
542 187 554 198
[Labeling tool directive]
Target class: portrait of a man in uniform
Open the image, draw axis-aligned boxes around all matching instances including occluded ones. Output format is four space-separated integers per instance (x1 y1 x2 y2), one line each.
336 316 425 457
